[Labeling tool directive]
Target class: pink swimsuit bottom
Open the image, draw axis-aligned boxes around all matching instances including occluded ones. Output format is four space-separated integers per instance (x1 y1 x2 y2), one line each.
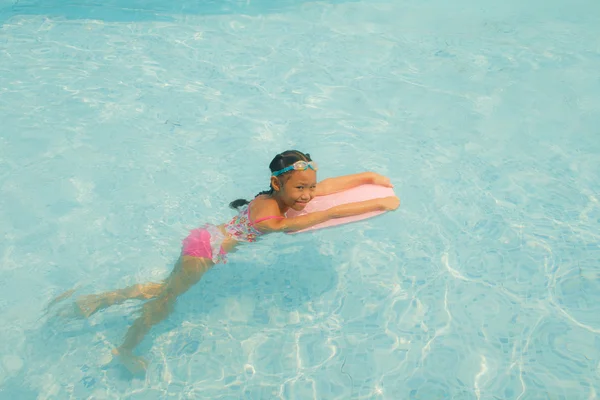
181 226 226 261
181 202 283 264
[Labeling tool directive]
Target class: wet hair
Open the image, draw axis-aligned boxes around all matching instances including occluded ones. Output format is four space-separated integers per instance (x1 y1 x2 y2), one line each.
229 150 312 210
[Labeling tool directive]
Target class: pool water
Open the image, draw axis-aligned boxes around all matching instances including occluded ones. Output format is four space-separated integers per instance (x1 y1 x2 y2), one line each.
1 0 600 398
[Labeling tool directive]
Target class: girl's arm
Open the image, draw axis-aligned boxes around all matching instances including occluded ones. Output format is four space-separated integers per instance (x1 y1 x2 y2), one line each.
256 196 400 233
316 172 393 196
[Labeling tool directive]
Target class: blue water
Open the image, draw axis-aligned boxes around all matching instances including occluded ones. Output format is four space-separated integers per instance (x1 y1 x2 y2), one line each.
1 0 600 398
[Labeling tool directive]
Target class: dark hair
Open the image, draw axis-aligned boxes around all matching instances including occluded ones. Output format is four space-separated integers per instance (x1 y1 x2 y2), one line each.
229 150 312 210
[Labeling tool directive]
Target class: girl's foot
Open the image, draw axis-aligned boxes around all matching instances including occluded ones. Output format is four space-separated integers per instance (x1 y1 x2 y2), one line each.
44 286 90 321
112 348 148 375
46 286 79 311
75 294 112 318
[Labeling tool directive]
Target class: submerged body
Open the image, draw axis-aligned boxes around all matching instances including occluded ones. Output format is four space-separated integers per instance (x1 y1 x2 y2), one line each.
64 152 400 374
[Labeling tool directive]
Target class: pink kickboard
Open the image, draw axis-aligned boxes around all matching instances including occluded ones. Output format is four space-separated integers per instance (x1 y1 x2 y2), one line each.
285 184 396 234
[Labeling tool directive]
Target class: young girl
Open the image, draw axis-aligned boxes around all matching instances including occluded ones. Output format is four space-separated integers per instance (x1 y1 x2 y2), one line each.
71 150 400 374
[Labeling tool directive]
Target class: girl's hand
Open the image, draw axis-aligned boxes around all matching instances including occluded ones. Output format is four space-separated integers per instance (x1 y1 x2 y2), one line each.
370 173 394 188
379 196 400 211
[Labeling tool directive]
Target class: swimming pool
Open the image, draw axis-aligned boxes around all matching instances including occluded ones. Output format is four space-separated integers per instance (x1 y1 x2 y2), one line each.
1 0 599 397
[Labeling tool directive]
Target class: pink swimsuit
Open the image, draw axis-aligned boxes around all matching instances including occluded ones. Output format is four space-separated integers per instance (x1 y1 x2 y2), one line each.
181 201 283 264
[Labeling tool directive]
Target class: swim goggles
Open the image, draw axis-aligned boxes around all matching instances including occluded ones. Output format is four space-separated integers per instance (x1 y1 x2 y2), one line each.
272 161 318 176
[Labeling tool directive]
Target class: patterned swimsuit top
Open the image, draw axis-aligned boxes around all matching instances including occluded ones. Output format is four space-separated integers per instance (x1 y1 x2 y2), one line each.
223 201 284 242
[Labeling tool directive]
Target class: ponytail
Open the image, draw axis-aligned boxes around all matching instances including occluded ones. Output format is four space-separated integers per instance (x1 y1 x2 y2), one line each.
228 186 274 210
229 199 251 209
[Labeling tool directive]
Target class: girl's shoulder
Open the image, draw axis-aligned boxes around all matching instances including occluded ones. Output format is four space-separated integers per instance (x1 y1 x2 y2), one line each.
251 194 271 207
251 195 278 209
249 196 283 220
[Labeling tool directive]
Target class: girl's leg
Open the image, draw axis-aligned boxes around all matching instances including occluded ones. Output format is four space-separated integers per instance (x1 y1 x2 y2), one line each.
113 255 214 374
76 282 165 318
47 282 165 320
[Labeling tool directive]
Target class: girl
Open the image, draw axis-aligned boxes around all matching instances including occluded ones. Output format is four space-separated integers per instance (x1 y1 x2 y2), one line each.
71 150 400 374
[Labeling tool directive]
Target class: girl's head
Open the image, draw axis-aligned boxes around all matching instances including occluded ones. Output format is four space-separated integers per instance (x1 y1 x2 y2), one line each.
229 150 318 211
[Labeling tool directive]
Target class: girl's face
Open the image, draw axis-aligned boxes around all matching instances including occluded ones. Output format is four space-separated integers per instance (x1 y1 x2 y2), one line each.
272 169 317 211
